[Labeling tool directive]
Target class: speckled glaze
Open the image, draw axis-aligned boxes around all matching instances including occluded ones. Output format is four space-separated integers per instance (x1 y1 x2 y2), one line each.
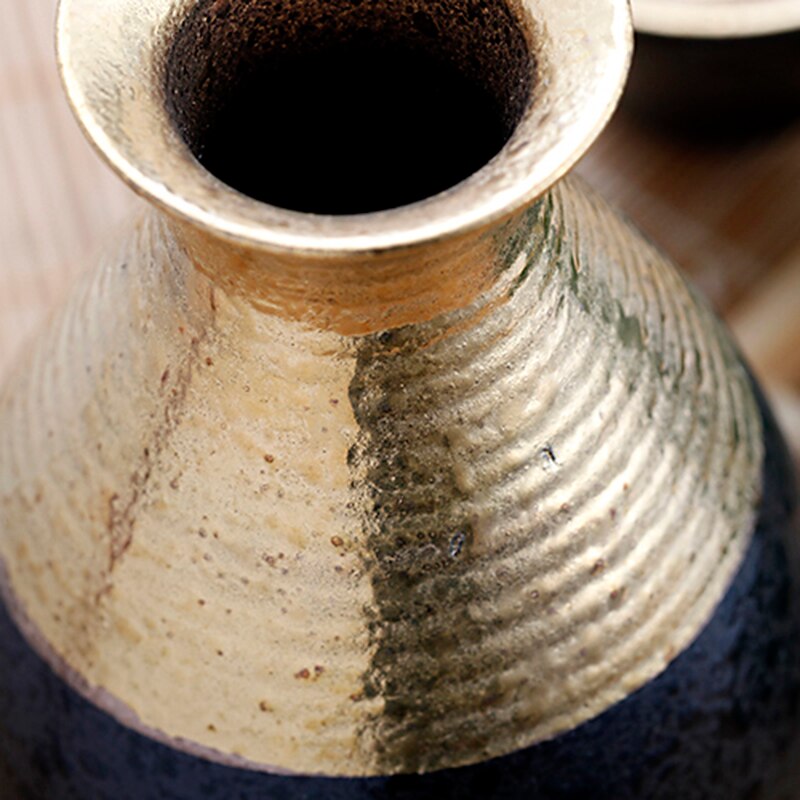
1 0 799 796
1 387 798 799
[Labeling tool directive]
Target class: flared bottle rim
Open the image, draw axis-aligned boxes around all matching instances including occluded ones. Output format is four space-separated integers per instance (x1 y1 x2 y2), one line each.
57 0 631 256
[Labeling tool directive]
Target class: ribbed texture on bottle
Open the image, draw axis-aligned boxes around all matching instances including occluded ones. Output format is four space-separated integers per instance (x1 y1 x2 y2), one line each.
345 176 763 772
0 177 762 776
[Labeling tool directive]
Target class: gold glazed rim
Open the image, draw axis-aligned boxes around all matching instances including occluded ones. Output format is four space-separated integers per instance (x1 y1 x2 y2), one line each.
56 0 632 256
633 0 800 38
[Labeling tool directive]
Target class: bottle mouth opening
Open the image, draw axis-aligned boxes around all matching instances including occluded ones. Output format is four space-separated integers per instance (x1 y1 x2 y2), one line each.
57 0 631 254
166 0 533 216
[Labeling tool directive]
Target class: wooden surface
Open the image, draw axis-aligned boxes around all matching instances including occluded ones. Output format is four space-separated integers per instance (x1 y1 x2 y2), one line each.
1 0 799 460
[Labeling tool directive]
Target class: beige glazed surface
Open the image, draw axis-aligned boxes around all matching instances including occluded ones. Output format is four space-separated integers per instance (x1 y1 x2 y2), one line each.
0 0 765 780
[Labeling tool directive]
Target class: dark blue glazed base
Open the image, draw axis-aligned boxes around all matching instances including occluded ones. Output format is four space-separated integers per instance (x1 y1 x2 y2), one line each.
2 396 799 800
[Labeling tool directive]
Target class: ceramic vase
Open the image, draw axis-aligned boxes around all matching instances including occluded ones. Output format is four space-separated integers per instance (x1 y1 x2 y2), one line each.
1 0 798 798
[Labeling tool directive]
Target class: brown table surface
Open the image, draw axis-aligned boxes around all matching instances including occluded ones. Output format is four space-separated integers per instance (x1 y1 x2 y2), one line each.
2 0 800 455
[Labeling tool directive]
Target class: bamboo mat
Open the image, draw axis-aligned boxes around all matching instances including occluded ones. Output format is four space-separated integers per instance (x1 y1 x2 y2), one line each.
1 0 799 462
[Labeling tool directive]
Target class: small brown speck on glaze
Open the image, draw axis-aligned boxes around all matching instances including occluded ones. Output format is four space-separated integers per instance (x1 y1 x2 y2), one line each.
610 587 627 603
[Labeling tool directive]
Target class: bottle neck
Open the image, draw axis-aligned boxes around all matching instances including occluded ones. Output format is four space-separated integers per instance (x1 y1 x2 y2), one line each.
168 207 540 336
